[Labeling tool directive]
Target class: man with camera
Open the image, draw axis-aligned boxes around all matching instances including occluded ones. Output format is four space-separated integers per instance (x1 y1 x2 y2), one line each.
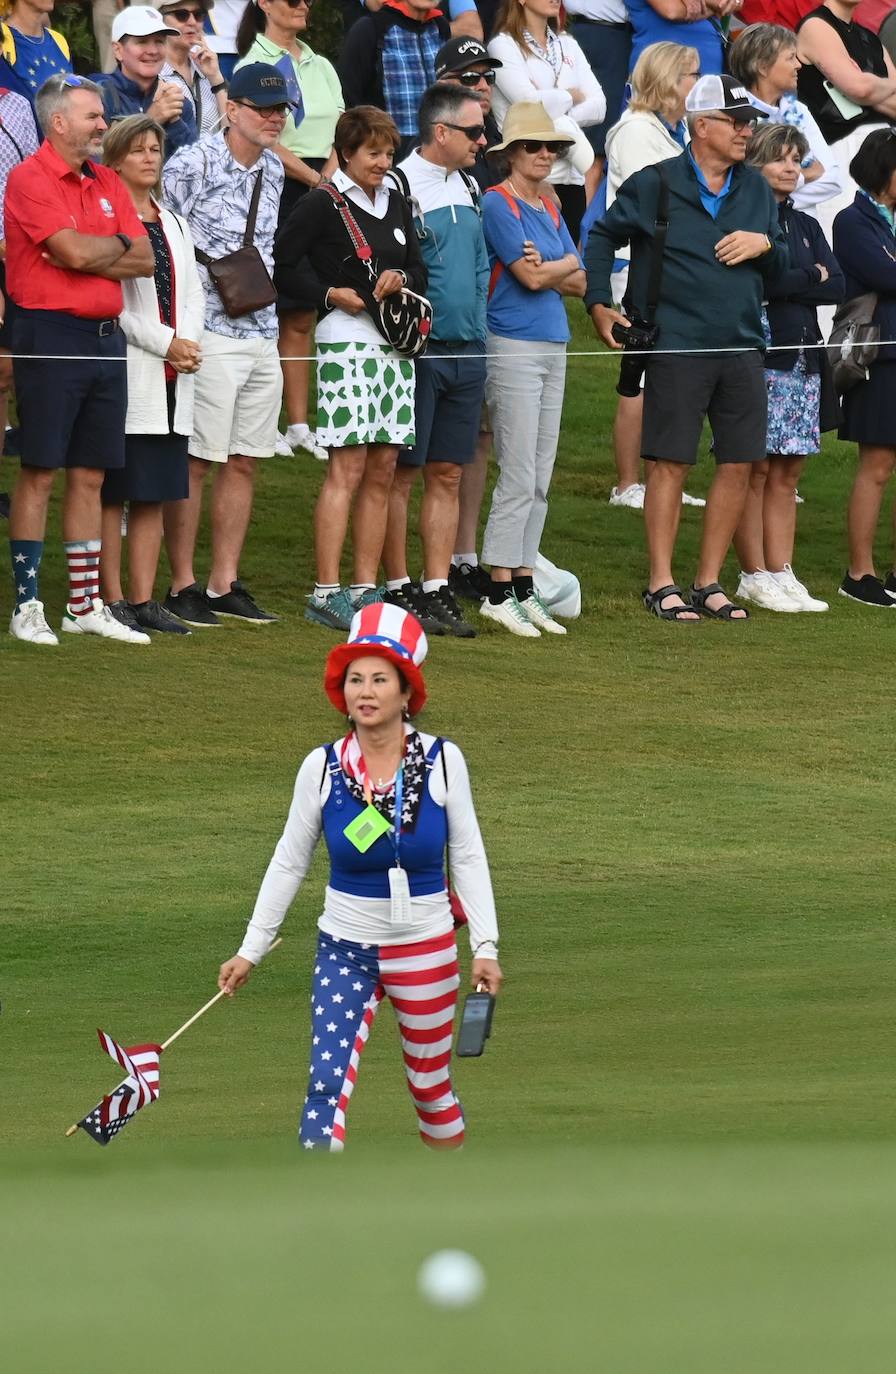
585 75 786 621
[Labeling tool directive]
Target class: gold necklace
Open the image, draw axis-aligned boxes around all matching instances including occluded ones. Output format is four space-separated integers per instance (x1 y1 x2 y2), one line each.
506 177 543 210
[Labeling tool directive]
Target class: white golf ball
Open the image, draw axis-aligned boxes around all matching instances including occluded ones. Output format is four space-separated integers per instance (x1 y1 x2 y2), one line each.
417 1249 486 1308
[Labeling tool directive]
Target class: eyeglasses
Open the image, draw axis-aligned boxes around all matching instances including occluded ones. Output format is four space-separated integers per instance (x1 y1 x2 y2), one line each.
281 0 313 7
454 69 497 87
441 121 487 140
164 7 205 20
519 140 560 154
232 100 289 118
702 114 757 131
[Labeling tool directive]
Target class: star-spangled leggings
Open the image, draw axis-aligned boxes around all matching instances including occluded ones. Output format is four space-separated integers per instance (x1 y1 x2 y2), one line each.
300 927 465 1151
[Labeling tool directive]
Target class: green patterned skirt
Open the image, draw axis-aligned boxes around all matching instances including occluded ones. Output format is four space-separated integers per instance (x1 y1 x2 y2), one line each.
316 341 416 448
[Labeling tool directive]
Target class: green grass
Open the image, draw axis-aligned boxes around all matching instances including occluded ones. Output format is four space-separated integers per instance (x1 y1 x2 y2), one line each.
4 309 896 1368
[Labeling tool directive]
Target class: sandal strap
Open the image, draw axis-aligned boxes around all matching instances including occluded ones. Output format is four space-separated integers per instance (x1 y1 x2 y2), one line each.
644 583 683 605
689 581 725 605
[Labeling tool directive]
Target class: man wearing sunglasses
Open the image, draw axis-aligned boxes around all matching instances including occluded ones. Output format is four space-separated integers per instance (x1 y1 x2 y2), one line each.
381 82 489 639
586 74 787 624
434 36 502 192
96 5 198 157
160 63 287 627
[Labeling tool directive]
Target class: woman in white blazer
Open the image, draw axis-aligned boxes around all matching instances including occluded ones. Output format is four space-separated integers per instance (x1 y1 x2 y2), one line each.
488 0 605 243
99 115 206 637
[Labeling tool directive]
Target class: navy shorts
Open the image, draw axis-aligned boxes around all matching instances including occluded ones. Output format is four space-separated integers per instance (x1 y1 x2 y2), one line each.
570 19 633 158
401 343 486 468
641 351 768 465
12 309 127 471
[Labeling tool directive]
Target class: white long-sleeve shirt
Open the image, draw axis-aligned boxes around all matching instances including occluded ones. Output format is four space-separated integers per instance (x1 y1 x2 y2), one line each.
238 734 499 964
488 31 606 187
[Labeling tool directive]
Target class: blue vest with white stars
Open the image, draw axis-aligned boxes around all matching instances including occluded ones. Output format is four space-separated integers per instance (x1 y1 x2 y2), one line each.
321 739 447 900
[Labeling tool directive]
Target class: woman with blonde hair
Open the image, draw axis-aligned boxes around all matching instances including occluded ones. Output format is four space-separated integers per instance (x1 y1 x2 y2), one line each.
488 0 605 243
600 41 704 511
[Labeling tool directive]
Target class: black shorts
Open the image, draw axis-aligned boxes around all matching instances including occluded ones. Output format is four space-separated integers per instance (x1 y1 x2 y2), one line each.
641 350 767 465
12 309 127 471
400 343 486 468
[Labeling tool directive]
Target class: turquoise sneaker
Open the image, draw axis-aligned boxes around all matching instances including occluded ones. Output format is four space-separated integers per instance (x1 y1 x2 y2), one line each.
304 587 355 630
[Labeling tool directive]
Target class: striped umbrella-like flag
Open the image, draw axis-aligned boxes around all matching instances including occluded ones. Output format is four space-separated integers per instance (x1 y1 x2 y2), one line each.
74 1030 162 1146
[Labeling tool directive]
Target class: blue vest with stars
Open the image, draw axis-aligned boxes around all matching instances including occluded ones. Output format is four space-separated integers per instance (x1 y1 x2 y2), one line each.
321 739 447 900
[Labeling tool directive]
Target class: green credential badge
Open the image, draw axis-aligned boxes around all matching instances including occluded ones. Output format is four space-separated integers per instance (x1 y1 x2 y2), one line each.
343 803 392 853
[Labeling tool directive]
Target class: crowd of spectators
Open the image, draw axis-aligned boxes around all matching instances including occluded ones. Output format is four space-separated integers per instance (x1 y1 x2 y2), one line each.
6 0 896 646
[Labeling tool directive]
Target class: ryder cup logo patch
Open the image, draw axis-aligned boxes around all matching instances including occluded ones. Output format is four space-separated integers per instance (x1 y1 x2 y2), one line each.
99 197 114 218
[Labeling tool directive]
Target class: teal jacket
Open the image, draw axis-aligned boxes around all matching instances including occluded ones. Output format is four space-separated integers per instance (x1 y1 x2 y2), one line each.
395 151 488 344
584 150 788 353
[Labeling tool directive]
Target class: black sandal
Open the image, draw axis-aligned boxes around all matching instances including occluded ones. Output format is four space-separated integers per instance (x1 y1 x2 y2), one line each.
687 582 749 620
643 584 700 621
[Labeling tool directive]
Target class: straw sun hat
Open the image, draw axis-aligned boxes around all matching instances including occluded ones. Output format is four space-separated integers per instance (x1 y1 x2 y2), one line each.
487 101 593 175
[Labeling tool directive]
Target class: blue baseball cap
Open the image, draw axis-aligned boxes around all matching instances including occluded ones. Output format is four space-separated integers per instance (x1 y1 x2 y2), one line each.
228 63 293 107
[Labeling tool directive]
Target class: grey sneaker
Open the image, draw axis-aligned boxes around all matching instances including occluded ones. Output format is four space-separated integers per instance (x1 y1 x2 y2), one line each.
305 587 355 630
208 581 278 623
130 599 192 634
163 582 221 628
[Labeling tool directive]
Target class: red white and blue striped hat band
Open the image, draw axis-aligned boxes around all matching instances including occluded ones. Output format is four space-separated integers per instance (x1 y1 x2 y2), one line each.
324 603 428 716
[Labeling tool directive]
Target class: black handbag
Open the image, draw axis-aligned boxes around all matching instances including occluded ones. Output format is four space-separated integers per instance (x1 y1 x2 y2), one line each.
827 292 880 393
194 171 277 318
320 182 432 359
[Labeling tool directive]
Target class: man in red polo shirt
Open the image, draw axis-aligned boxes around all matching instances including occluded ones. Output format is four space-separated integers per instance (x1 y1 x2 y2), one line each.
5 71 154 646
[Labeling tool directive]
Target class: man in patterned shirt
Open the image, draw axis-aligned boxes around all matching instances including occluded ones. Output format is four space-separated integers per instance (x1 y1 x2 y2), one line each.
161 62 286 627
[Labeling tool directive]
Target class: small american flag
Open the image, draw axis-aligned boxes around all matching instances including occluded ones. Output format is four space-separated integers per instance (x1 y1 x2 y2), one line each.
75 1030 163 1146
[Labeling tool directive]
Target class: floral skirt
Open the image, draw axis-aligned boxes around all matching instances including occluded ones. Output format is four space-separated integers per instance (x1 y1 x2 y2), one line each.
765 352 821 455
316 341 415 449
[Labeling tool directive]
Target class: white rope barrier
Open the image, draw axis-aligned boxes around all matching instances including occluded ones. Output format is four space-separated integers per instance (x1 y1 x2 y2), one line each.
0 340 882 362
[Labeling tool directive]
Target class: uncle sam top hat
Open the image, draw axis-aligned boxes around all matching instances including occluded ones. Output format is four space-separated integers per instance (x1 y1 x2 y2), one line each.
324 603 429 717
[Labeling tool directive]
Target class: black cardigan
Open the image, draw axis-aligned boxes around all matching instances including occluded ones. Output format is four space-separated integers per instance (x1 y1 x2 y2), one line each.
764 198 845 373
273 183 427 318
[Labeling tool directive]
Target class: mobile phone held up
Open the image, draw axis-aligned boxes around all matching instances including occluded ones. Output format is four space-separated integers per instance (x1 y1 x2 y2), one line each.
456 992 495 1057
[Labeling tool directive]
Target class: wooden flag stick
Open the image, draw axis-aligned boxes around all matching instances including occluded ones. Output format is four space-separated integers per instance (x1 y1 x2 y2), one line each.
65 939 283 1136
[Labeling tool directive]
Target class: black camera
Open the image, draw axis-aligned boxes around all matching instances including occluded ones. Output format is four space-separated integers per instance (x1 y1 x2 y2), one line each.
612 314 659 398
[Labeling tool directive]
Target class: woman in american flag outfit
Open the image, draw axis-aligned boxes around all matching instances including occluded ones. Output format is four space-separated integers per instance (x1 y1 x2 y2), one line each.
218 603 502 1150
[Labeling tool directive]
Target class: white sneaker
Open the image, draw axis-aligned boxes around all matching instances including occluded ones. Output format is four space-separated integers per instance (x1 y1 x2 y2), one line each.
274 431 294 457
795 490 805 504
286 423 328 462
516 591 567 635
770 565 829 613
480 594 541 637
681 490 706 507
736 569 802 613
608 483 645 510
10 598 58 645
61 597 150 643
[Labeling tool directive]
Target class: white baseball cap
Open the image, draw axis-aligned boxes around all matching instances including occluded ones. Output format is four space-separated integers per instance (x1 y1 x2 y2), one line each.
111 6 179 41
685 74 757 119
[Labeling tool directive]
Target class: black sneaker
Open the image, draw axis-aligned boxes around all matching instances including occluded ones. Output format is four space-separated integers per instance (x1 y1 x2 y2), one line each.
384 581 446 635
449 561 490 602
424 584 477 638
105 600 151 643
0 491 9 520
207 580 278 623
130 599 192 635
163 582 221 627
838 573 896 608
884 573 896 601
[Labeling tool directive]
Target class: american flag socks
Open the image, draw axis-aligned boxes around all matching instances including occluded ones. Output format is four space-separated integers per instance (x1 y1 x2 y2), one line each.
64 538 101 615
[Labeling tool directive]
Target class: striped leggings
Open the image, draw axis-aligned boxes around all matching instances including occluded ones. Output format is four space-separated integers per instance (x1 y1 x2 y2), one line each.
300 928 465 1151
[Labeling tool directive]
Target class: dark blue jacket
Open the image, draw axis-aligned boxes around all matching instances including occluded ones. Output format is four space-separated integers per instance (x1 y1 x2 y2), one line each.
833 192 896 364
765 199 844 373
584 150 787 353
94 70 197 158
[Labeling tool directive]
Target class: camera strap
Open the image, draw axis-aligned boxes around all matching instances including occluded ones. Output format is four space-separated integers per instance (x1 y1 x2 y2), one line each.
644 163 670 328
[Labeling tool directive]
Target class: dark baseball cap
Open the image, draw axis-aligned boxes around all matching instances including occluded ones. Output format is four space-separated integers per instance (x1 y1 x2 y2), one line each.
434 37 502 80
228 62 294 107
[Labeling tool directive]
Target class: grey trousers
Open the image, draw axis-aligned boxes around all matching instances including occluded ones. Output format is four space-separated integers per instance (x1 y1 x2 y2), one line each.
482 333 567 570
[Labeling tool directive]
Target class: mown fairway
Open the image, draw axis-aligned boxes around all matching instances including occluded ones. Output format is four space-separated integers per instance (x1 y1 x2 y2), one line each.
3 310 895 1370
